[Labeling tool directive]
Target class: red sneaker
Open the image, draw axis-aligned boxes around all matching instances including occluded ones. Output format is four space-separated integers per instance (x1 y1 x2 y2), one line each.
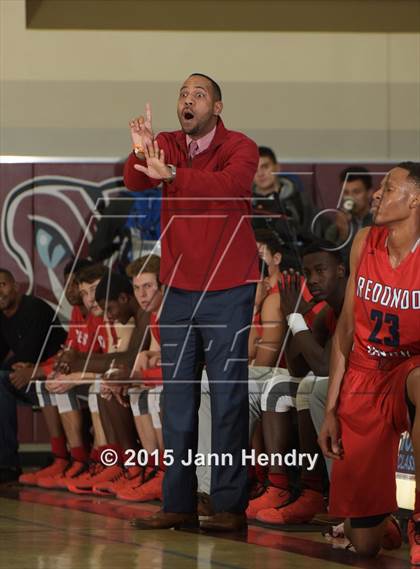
19 458 69 486
67 464 123 494
37 461 87 489
382 515 402 550
246 486 292 520
408 514 420 566
117 468 163 502
256 489 326 525
64 461 102 493
94 466 142 496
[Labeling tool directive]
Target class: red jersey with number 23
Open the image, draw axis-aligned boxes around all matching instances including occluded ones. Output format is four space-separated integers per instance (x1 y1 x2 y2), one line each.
350 225 420 369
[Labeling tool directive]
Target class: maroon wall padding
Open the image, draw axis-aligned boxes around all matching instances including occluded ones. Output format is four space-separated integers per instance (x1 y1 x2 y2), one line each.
17 407 50 444
17 407 34 444
0 164 35 284
0 160 396 445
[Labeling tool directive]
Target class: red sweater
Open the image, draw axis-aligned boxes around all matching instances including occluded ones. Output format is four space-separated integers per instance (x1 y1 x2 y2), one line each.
124 119 260 291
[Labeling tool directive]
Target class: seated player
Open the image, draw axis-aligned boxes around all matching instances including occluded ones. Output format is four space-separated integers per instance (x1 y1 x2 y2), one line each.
0 268 66 483
67 273 141 495
319 162 420 563
250 229 286 367
19 258 94 486
39 263 113 489
247 242 346 521
98 255 165 501
48 270 150 493
90 271 155 496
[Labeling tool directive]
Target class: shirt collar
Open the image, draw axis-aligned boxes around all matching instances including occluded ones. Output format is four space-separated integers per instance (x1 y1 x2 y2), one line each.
186 125 217 156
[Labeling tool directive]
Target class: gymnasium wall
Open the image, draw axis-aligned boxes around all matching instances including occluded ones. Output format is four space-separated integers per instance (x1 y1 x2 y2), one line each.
1 0 419 161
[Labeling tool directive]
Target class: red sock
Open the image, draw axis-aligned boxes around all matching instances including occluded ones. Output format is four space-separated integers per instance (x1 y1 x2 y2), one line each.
50 435 68 459
158 451 166 472
90 447 99 462
415 489 420 515
70 445 89 463
248 464 256 481
145 453 157 470
255 463 268 484
98 444 124 463
302 474 323 493
268 471 289 490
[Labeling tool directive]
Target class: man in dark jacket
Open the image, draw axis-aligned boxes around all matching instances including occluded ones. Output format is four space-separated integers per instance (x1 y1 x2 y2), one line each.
0 268 66 482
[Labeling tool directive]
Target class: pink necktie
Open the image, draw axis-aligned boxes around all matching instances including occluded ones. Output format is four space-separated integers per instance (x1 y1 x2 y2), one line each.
189 140 199 159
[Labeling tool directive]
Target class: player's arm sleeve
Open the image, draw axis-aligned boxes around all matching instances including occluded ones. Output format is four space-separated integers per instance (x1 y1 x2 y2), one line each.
170 137 259 199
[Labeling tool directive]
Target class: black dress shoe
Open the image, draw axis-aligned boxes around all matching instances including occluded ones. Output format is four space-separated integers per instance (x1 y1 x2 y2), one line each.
200 512 247 532
131 510 199 530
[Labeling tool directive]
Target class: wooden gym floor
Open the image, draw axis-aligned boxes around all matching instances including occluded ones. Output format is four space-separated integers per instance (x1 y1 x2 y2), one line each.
0 485 411 569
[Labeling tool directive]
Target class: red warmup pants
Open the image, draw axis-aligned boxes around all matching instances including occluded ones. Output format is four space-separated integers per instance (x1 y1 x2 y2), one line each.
329 355 420 518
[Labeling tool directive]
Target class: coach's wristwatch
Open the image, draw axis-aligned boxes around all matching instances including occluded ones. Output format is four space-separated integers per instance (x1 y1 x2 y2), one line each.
165 164 177 183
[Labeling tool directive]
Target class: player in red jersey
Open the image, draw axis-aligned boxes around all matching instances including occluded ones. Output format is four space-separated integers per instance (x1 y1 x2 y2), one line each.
249 242 345 522
87 256 163 501
249 229 286 367
40 263 111 489
319 162 420 563
19 258 94 486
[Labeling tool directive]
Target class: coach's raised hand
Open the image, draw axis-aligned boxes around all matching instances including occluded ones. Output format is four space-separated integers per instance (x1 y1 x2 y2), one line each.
129 102 154 154
134 139 172 180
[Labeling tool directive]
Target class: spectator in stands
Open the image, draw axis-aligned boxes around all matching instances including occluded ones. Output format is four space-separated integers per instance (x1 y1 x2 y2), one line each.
89 188 161 271
252 146 316 244
0 268 66 483
325 166 373 250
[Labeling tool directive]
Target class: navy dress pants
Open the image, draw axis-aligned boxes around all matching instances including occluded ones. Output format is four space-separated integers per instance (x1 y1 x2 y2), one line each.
160 284 255 513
